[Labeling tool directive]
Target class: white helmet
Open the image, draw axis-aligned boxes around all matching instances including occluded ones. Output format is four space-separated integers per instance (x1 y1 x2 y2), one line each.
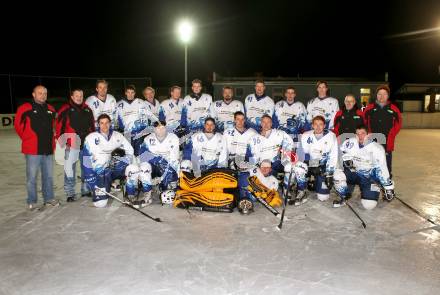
161 190 176 205
180 160 193 173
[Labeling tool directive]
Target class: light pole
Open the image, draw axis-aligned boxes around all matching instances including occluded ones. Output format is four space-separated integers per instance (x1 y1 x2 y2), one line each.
177 20 194 95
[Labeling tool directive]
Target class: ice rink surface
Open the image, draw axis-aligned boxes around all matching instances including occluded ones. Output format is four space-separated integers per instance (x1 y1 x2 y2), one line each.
0 129 439 295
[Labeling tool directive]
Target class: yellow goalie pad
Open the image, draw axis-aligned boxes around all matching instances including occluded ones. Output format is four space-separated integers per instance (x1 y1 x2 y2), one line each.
174 190 235 208
179 169 238 192
247 176 282 207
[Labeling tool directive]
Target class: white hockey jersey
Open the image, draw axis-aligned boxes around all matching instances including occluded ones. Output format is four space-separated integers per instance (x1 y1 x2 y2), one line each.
138 132 180 172
273 100 307 135
306 96 340 130
340 137 390 181
181 93 214 131
299 130 338 175
82 130 134 174
245 129 293 166
224 127 257 158
212 100 244 131
116 98 157 138
183 132 228 171
249 167 279 191
158 98 183 132
85 94 117 128
244 94 274 130
145 99 160 118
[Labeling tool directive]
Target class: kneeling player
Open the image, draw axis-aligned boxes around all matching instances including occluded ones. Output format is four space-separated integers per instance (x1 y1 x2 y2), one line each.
333 124 395 210
138 120 180 205
298 115 338 203
82 114 147 208
181 117 227 174
237 160 282 214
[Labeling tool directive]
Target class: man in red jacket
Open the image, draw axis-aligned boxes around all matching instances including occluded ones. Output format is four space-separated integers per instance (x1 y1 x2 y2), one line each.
56 88 95 202
363 85 402 176
14 85 60 210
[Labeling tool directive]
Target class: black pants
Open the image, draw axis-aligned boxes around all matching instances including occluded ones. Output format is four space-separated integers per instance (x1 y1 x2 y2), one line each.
386 152 392 178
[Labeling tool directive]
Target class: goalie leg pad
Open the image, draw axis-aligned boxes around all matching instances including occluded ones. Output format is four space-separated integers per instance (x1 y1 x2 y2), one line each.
174 190 235 209
179 169 238 192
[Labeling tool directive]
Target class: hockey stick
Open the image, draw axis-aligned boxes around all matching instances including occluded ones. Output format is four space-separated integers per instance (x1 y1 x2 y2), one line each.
395 194 437 225
186 206 233 213
277 166 294 230
334 189 366 229
96 187 162 222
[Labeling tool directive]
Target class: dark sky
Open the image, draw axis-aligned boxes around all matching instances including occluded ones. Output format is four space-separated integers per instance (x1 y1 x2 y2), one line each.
2 0 440 87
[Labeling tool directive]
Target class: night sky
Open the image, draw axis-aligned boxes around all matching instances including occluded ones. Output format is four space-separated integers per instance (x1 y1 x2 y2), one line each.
2 0 440 88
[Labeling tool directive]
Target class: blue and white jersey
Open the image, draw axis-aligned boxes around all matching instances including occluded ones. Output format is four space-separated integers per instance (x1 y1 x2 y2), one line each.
224 127 256 159
244 94 274 131
340 137 390 181
159 98 183 132
138 132 180 173
181 93 214 132
82 130 134 174
306 96 340 130
116 98 157 139
245 129 293 166
145 99 160 118
85 94 117 128
212 100 244 132
299 130 338 175
183 132 228 171
273 100 307 136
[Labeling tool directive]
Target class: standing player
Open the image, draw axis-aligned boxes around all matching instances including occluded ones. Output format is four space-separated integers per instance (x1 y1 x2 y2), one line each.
272 86 307 147
116 85 158 156
298 115 338 203
181 118 227 174
363 85 402 176
85 79 117 129
212 86 244 132
244 80 274 132
180 79 214 133
159 85 184 135
142 86 160 119
333 124 395 209
306 81 340 130
333 94 364 139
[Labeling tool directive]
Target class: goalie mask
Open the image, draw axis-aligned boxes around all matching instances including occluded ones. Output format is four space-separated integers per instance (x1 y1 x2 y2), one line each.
161 190 176 205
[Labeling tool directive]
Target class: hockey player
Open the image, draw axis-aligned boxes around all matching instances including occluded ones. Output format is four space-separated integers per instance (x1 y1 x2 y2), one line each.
212 86 244 132
298 115 338 203
116 85 158 156
245 114 308 205
244 80 274 132
363 84 402 176
138 121 180 202
306 81 340 130
142 86 160 118
223 111 257 170
82 114 147 208
237 160 282 214
180 79 214 133
333 124 395 210
85 79 117 129
272 86 307 146
56 88 95 202
181 117 228 174
158 85 184 135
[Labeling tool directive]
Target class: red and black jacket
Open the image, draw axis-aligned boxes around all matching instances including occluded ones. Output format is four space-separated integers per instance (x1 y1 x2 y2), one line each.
55 100 95 149
14 101 56 155
363 101 402 152
333 106 364 137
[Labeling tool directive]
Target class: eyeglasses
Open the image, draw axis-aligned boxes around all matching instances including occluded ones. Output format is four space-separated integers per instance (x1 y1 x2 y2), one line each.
153 120 167 127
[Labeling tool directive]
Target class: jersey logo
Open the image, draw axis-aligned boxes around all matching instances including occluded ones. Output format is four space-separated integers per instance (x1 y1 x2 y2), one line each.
198 135 204 142
188 101 192 106
345 141 354 149
149 138 156 145
216 102 222 107
95 138 100 145
169 103 174 108
93 101 99 108
307 137 313 144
